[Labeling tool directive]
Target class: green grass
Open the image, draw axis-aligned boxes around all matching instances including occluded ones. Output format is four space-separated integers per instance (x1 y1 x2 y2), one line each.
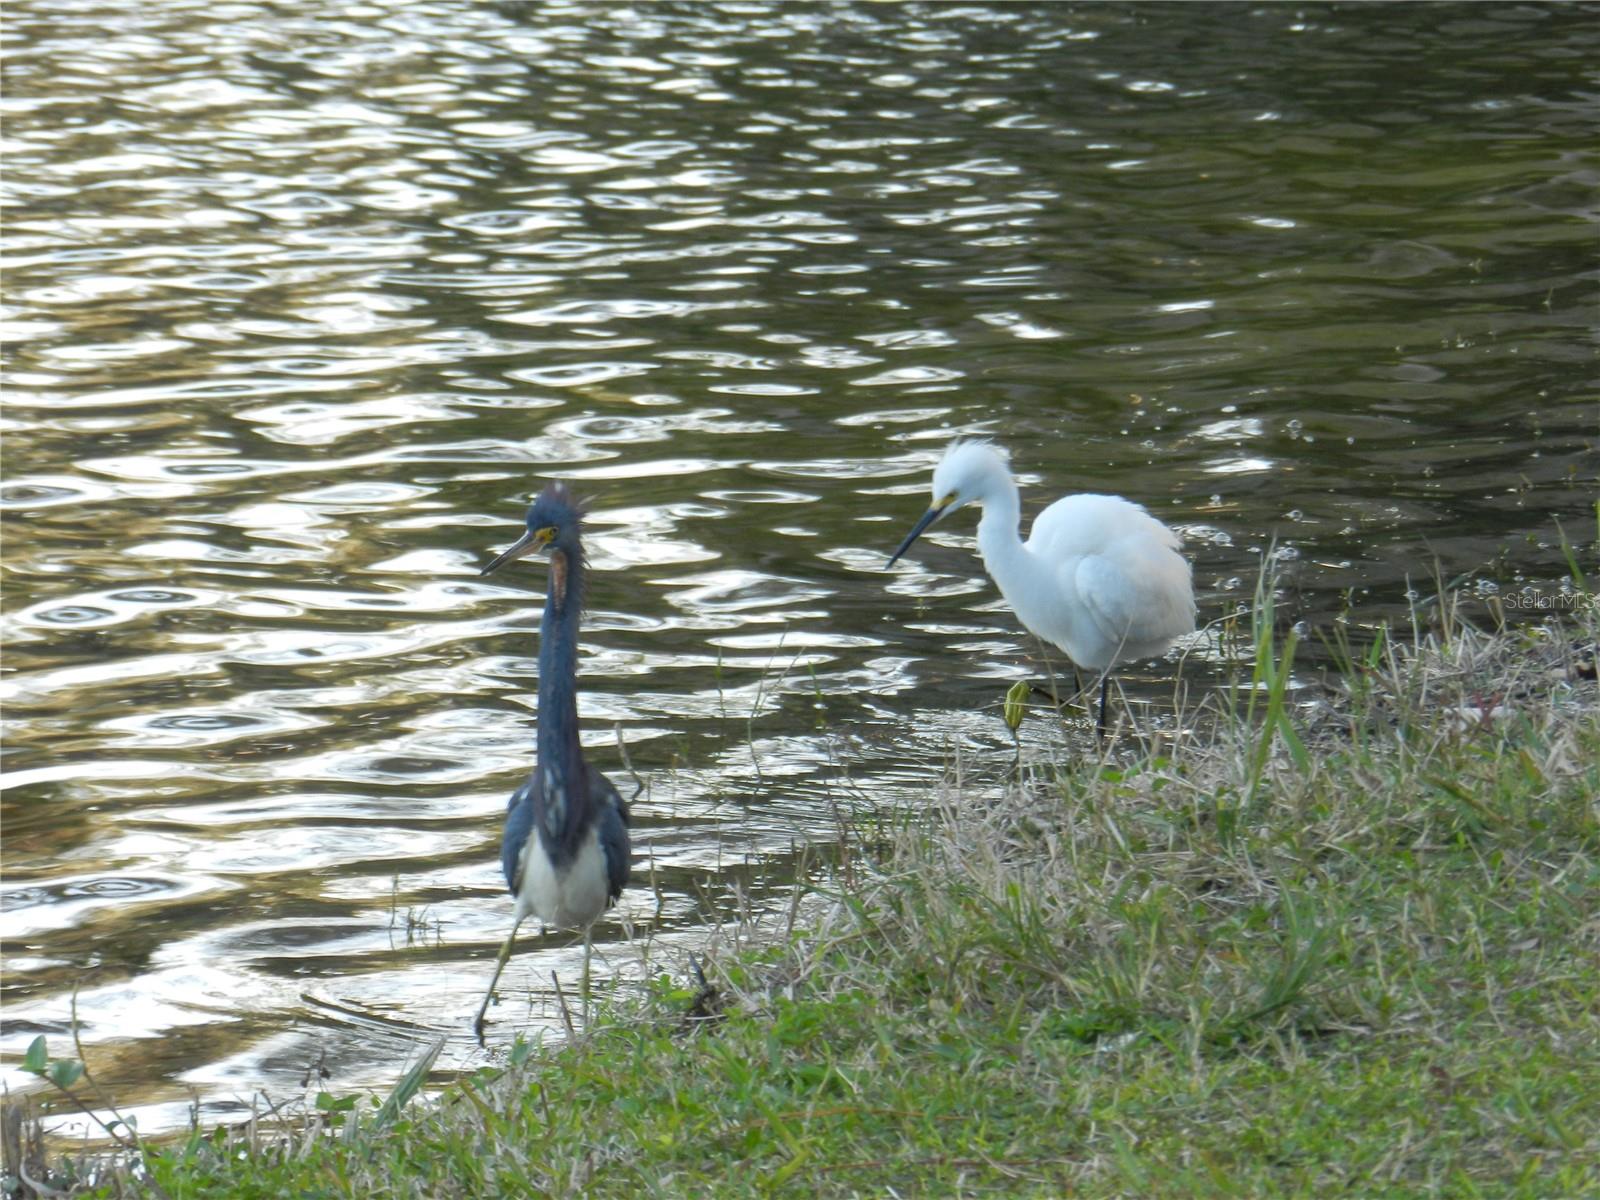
11 597 1599 1199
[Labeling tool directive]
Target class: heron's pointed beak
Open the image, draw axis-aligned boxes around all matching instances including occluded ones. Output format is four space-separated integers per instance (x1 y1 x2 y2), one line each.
481 527 551 576
887 503 947 567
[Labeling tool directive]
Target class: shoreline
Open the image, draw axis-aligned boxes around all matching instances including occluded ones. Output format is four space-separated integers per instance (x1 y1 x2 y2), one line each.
9 594 1598 1199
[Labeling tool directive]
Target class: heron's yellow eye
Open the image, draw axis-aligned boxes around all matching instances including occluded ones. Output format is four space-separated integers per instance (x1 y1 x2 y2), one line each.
937 490 958 510
535 526 558 545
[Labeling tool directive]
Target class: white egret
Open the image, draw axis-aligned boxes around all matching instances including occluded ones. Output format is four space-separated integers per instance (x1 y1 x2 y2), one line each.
888 441 1196 737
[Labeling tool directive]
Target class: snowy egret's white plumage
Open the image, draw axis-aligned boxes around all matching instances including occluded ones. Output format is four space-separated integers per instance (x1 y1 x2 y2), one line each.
889 441 1195 733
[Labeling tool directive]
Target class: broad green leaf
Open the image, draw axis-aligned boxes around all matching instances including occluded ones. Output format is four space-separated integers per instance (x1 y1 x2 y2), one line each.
21 1036 47 1075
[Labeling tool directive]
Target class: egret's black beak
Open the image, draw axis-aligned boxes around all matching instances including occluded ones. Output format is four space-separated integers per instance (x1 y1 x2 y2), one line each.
481 527 551 576
887 504 947 567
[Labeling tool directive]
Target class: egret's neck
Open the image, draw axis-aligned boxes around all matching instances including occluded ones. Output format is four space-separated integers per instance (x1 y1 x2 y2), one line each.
536 549 585 788
973 468 1029 591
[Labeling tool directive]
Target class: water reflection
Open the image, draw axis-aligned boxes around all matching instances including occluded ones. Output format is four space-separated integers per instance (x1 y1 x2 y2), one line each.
3 0 1595 1137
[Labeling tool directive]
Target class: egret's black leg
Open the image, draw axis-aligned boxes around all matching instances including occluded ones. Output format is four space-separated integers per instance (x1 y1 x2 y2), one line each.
474 915 525 1042
1096 675 1111 742
1030 683 1067 706
1033 667 1088 710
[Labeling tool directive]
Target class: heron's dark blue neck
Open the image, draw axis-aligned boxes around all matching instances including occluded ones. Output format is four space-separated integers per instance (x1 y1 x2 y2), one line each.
536 547 586 801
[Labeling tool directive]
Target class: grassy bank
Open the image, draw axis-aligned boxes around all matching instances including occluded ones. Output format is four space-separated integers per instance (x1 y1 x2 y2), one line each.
12 595 1599 1199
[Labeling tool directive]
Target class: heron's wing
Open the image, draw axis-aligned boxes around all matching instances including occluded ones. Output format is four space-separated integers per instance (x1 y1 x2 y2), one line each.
500 778 537 895
586 764 632 899
587 764 629 824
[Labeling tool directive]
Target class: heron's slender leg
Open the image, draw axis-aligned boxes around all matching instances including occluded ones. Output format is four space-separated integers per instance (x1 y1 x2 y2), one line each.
1096 674 1111 742
473 914 525 1042
581 927 593 1025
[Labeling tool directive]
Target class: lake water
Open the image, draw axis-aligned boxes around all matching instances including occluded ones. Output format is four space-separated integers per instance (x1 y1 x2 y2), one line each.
2 0 1595 1136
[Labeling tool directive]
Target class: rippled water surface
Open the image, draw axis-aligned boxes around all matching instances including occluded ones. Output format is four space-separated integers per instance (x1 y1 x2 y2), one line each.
3 1 1596 1135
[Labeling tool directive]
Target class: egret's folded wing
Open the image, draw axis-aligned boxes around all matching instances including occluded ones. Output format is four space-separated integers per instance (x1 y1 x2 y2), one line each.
1073 548 1194 658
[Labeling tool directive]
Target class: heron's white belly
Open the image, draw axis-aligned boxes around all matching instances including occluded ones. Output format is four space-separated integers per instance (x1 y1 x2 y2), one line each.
514 825 611 929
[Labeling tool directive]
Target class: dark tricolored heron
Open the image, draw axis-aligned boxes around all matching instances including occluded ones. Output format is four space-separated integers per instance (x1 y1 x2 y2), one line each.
887 441 1196 738
472 483 631 1040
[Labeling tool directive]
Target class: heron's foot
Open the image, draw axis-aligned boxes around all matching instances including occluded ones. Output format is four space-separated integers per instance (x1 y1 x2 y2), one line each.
683 952 723 1027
